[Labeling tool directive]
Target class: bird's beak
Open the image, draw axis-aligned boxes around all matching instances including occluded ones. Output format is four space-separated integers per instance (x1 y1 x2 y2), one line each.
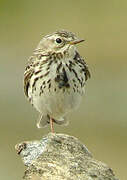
69 39 85 45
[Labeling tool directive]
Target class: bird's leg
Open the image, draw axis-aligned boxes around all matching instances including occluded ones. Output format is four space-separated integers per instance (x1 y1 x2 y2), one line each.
50 117 54 133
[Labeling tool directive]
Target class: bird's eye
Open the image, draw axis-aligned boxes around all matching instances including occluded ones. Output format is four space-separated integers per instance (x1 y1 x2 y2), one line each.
56 38 62 44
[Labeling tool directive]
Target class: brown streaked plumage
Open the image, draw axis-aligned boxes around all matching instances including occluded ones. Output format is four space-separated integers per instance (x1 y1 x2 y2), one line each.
24 30 90 133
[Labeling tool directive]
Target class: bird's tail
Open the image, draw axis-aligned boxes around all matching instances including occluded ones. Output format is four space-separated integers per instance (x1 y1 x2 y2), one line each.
54 117 69 126
36 114 49 128
36 114 69 128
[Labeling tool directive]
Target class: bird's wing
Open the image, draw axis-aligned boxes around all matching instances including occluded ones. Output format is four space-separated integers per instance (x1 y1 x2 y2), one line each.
82 58 91 81
23 56 35 98
74 51 91 81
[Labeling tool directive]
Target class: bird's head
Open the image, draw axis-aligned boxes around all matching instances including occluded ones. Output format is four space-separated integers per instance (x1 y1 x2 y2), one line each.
36 30 84 57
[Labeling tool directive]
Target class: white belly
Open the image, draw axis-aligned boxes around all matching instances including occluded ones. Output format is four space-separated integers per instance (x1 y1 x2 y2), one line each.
28 60 85 120
32 83 82 120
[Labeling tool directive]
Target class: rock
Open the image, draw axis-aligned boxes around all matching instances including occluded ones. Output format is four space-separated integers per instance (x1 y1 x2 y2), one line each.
15 133 119 180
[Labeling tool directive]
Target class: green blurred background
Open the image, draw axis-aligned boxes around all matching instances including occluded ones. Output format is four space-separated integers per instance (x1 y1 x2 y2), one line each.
0 0 127 179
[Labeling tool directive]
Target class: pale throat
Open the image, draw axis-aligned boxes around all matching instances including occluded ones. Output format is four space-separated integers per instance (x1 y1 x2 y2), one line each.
57 45 77 59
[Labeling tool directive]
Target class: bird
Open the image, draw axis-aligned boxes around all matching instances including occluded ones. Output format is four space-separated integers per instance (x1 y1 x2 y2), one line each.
24 30 90 133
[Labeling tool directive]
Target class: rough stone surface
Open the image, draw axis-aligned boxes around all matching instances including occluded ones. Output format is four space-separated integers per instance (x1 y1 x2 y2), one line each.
15 133 119 180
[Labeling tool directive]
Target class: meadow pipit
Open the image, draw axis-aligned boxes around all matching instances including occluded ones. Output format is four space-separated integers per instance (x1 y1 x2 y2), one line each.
24 30 90 133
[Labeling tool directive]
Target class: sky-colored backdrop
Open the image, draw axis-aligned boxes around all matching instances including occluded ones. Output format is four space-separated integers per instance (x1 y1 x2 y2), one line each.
0 0 127 179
